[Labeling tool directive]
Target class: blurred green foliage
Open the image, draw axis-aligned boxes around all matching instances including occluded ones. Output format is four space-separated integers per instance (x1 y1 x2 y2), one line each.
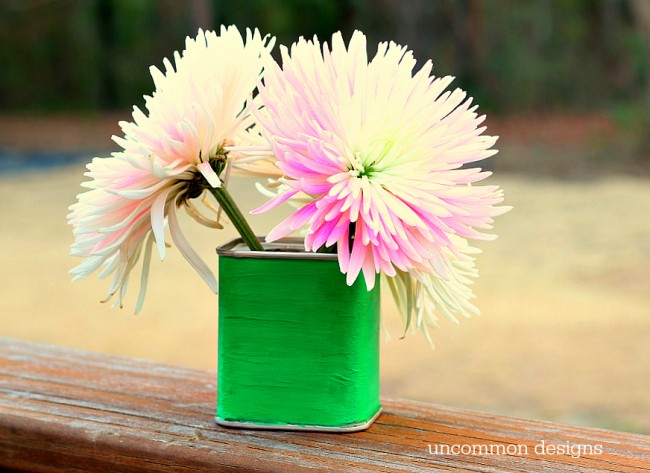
0 0 647 113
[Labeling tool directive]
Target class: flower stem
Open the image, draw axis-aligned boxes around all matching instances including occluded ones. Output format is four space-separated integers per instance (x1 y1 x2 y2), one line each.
208 186 264 251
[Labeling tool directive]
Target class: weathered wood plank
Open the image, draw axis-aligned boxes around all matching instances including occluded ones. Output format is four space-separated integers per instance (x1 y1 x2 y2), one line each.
0 337 648 472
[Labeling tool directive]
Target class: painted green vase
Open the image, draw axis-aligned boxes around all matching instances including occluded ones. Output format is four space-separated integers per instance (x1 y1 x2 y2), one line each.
216 238 381 432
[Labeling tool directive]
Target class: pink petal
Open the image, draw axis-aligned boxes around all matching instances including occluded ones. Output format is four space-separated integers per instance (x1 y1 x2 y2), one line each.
265 200 318 242
250 189 298 215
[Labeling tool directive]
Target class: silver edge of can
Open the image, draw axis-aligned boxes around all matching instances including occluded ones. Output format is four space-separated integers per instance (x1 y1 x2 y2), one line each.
215 407 382 433
216 237 338 261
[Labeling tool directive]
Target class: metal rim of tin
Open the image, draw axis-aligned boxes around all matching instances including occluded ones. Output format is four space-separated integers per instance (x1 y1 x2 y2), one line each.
215 407 382 433
217 237 338 261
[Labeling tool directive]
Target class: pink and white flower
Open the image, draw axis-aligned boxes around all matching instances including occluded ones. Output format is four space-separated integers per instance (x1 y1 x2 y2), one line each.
68 27 274 312
254 31 507 286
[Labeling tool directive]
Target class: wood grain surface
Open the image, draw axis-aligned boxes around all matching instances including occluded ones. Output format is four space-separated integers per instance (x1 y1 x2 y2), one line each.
0 337 648 472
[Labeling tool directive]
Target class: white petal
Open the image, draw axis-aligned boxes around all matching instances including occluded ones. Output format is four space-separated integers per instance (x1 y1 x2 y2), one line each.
168 199 218 293
135 232 155 314
150 186 174 260
196 162 222 188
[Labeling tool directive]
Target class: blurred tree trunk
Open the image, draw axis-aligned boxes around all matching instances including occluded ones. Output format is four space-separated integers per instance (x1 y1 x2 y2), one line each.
450 0 485 82
629 0 650 155
630 0 650 103
97 0 117 109
466 0 485 69
376 0 437 60
190 0 214 31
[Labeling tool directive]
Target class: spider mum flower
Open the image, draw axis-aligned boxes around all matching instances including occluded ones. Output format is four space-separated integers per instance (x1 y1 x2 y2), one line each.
254 31 508 294
68 26 274 312
386 235 481 343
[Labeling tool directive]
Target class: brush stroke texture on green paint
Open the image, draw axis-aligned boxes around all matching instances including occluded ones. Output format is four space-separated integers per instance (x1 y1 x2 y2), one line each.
217 253 381 428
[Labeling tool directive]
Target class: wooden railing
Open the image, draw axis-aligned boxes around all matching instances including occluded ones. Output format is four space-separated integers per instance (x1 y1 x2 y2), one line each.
0 337 648 472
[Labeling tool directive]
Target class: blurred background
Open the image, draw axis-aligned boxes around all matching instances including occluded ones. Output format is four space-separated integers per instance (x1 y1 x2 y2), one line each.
1 0 649 434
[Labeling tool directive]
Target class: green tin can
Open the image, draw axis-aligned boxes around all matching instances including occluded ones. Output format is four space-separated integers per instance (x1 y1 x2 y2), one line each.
216 238 381 432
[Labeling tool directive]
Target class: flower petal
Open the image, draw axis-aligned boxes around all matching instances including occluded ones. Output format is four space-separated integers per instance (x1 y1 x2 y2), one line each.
196 161 222 188
168 199 218 293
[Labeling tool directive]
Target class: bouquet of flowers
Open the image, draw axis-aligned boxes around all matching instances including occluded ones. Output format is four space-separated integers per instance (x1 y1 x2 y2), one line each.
69 26 509 342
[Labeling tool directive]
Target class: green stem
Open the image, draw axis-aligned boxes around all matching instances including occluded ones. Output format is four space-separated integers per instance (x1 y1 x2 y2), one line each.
208 186 264 252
